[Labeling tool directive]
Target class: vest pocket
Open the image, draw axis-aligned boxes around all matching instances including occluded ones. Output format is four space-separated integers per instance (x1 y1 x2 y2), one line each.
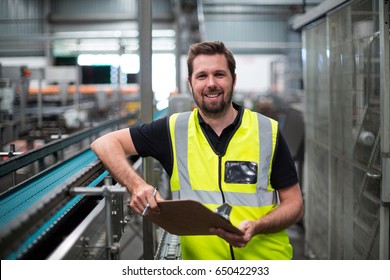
224 161 258 184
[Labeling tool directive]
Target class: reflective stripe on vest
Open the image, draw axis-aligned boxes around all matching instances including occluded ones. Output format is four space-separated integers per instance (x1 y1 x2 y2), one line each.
171 110 277 207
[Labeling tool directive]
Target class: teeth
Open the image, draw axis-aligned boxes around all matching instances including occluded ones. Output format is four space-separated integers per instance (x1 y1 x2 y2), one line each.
206 93 220 98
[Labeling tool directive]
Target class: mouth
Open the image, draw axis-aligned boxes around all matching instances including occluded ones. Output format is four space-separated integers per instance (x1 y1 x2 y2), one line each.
204 90 223 99
205 93 221 98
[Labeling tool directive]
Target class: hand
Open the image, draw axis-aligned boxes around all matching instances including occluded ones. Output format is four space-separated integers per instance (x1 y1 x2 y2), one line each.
129 184 162 215
210 220 256 248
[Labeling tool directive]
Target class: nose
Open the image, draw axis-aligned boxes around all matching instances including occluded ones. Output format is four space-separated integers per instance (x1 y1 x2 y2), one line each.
206 75 216 87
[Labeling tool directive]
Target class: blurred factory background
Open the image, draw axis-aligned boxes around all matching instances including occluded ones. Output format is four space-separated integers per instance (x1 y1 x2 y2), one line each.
0 0 389 260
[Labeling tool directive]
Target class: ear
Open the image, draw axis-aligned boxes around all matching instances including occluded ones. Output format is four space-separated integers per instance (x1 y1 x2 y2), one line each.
233 74 237 88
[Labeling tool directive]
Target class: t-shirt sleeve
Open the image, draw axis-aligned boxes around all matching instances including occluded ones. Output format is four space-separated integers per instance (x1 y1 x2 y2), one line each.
129 117 172 175
270 131 299 190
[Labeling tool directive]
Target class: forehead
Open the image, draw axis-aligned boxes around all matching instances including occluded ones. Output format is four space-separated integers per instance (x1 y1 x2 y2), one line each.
192 54 229 74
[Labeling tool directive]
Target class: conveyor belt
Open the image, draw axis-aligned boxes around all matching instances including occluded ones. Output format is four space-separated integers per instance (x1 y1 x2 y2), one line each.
0 149 98 226
0 149 107 259
0 109 168 260
155 230 181 260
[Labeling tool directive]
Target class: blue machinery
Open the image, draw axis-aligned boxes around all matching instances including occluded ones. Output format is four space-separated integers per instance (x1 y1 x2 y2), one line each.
0 112 154 259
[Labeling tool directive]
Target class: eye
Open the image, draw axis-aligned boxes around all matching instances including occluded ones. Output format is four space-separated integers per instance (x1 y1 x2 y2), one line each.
215 71 227 78
195 73 207 80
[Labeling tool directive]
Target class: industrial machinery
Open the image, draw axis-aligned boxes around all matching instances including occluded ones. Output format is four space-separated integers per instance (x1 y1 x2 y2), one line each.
0 113 146 260
292 0 389 259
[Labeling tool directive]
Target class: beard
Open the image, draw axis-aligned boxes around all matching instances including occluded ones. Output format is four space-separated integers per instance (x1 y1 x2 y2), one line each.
192 85 234 119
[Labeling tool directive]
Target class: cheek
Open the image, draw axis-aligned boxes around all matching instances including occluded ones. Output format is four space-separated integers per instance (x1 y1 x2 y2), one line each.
192 82 204 94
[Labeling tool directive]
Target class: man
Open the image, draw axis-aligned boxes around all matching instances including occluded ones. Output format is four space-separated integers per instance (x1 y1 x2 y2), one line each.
91 41 303 260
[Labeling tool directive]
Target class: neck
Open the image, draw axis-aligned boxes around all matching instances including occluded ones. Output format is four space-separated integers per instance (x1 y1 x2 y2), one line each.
199 104 237 136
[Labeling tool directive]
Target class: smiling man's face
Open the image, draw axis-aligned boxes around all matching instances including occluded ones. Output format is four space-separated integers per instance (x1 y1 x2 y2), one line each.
188 54 236 118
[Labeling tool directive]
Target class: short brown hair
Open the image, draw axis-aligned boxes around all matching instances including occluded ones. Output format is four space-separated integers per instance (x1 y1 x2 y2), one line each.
187 41 236 79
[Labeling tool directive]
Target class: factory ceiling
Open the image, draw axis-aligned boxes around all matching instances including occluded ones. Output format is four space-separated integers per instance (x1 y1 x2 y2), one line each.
0 0 323 57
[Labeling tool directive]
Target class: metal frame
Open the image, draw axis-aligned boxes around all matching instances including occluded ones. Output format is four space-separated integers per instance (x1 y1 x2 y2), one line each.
297 0 390 259
139 0 156 260
0 112 137 177
69 184 127 260
47 156 164 260
379 0 390 260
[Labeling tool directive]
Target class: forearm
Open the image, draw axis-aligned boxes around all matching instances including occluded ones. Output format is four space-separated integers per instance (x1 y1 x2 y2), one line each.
248 183 304 236
90 134 145 193
253 196 303 234
102 154 145 194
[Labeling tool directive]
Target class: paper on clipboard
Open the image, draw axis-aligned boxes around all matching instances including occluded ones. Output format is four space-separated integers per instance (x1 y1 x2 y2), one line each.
145 199 244 236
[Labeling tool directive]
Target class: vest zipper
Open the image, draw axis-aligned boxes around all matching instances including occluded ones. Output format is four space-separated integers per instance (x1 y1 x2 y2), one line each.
218 154 235 260
218 155 226 204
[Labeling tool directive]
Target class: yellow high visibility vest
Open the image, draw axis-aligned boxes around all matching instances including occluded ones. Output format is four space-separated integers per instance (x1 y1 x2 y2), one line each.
169 108 292 260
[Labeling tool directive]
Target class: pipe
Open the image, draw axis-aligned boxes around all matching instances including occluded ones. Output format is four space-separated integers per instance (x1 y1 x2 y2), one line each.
379 0 390 260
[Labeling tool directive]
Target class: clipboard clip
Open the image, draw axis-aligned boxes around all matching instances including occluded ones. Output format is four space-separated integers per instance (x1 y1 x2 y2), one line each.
214 202 232 221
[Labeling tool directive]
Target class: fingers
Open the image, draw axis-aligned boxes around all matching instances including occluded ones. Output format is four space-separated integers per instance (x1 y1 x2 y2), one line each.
210 227 249 248
129 186 161 215
210 220 255 248
129 192 145 215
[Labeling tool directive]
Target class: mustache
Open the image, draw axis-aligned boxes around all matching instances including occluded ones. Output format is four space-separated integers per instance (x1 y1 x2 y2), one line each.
203 88 222 95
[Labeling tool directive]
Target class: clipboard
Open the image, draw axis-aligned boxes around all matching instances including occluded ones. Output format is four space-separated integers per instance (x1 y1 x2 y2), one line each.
145 199 244 236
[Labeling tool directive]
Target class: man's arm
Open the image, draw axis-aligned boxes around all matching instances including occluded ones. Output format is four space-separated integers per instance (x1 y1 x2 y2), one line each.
210 183 304 248
251 182 303 233
90 128 160 215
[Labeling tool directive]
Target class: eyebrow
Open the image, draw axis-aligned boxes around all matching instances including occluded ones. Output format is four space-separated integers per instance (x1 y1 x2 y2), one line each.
194 69 228 76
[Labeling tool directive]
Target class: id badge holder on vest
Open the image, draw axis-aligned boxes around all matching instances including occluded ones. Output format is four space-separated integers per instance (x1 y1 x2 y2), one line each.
224 161 258 184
